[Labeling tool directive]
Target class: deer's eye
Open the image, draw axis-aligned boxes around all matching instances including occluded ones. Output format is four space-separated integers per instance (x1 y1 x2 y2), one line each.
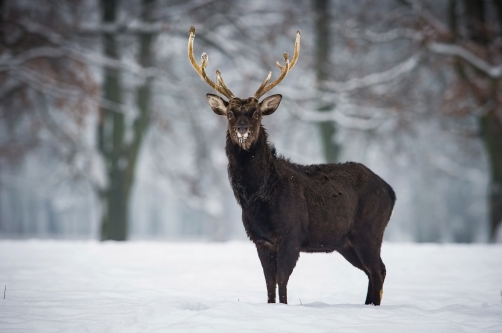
253 111 259 119
227 111 234 119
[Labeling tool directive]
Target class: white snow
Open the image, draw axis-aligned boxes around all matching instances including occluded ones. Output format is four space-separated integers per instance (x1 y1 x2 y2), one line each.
0 241 501 332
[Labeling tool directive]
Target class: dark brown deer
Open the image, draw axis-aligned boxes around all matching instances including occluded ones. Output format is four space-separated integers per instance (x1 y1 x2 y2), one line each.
188 26 396 305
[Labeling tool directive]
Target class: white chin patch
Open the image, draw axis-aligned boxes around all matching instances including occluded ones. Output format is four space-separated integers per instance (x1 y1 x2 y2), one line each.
236 132 250 144
237 133 249 140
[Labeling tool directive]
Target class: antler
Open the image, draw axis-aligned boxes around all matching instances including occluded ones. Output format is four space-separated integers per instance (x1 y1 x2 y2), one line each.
253 30 301 99
188 26 235 99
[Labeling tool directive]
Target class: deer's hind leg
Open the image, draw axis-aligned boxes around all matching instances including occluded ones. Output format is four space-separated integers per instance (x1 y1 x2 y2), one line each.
350 235 385 306
337 244 373 305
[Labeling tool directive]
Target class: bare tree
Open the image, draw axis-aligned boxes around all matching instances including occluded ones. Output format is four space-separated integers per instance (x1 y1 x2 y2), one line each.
317 0 501 240
446 0 502 240
0 0 97 163
393 0 500 239
0 0 100 236
97 0 157 241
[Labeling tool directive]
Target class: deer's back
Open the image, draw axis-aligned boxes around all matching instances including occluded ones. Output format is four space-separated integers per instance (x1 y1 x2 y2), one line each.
276 160 395 252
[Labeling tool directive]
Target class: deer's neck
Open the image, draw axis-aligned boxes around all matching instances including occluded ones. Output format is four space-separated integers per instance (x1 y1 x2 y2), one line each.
226 126 276 205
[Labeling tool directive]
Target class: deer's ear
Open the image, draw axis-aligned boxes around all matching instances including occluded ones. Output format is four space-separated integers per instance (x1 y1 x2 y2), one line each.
260 94 282 116
206 94 228 116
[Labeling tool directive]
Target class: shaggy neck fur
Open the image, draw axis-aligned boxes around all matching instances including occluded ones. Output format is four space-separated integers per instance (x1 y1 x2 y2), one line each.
226 125 277 206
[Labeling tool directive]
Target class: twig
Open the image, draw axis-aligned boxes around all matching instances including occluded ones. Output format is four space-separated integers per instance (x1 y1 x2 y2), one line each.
3 285 5 299
299 298 302 306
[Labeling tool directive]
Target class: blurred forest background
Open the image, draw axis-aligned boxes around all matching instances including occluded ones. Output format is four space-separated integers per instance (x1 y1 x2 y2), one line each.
0 0 501 242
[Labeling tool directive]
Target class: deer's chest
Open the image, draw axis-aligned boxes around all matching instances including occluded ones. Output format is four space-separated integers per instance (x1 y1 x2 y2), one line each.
240 198 275 243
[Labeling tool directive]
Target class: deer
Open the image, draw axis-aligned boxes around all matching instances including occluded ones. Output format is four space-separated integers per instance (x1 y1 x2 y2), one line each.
187 26 396 305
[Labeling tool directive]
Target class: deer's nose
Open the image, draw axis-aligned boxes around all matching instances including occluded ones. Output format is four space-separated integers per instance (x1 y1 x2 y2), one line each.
237 124 249 134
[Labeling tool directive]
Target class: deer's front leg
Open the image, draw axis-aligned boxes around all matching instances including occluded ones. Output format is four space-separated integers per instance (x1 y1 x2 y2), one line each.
276 241 300 304
256 242 277 303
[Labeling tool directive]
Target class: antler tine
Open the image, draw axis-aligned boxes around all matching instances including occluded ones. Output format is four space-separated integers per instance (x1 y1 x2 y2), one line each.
188 26 234 99
216 70 235 98
253 30 300 99
290 30 301 70
252 71 272 99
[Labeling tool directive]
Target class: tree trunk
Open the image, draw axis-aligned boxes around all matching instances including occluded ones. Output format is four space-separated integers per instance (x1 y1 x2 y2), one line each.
462 0 502 240
99 0 127 240
313 0 340 163
126 0 154 204
479 111 502 240
98 0 155 241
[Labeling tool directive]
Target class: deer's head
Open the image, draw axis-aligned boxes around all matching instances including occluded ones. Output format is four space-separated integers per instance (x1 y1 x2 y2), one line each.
188 26 300 150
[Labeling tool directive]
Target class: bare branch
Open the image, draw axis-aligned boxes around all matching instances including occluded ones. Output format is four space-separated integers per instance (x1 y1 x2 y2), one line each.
14 19 178 85
287 98 393 130
322 54 421 92
402 0 450 35
12 66 132 115
13 67 84 100
78 21 169 35
18 18 65 45
0 43 184 94
338 24 422 43
429 42 502 78
334 7 501 80
428 152 485 184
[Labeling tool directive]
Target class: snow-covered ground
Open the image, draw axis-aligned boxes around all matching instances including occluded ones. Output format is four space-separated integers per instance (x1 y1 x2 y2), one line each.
0 241 501 332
